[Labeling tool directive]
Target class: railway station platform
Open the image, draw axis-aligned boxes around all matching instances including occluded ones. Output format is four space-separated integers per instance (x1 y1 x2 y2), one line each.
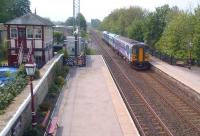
150 56 200 94
56 55 140 136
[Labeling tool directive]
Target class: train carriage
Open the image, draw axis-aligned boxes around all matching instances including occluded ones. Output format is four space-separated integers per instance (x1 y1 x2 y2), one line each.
102 31 150 70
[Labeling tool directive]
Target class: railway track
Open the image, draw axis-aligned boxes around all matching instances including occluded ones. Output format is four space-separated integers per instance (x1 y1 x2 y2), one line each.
90 30 200 136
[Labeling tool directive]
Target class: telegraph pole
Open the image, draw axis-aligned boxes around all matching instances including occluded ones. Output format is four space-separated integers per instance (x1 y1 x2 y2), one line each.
73 0 80 32
73 0 80 65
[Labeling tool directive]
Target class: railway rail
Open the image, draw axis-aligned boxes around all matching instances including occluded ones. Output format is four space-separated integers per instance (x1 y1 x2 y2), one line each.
90 30 200 136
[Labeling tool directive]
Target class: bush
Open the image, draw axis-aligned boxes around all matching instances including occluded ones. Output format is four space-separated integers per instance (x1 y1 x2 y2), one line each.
5 71 11 77
85 47 95 55
23 125 43 136
0 75 28 111
59 66 69 78
55 76 65 87
16 64 26 77
49 82 59 94
33 69 40 80
63 48 68 59
39 102 51 111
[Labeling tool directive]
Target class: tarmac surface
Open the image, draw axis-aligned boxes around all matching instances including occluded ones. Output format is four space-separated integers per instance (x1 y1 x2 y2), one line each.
56 55 140 136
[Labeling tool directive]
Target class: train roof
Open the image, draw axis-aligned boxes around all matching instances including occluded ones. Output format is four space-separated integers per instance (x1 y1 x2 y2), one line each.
117 36 148 48
108 33 118 38
117 36 138 44
103 31 148 48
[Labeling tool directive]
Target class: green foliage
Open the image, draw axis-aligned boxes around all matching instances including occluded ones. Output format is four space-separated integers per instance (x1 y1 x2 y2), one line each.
0 0 31 23
100 6 145 36
23 125 43 136
65 17 75 26
39 101 51 111
0 64 29 112
91 19 101 28
5 71 11 77
76 13 87 31
63 66 69 74
16 64 26 77
127 19 144 42
53 32 65 44
55 76 65 87
33 69 40 80
63 48 68 59
49 82 59 94
101 4 200 63
143 5 171 47
85 47 96 55
0 41 8 61
0 75 28 111
192 7 200 60
155 13 193 59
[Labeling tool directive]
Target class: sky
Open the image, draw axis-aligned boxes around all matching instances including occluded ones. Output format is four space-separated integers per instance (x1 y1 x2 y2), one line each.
30 0 200 22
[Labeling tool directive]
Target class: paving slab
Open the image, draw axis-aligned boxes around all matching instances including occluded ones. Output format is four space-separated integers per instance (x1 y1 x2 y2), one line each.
57 55 140 136
150 56 200 94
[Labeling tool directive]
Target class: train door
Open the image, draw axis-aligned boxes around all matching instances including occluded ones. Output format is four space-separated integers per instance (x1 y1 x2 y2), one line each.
132 47 137 62
138 48 144 62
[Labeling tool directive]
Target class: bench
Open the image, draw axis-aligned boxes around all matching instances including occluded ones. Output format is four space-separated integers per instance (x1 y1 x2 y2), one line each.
176 61 185 67
47 117 59 136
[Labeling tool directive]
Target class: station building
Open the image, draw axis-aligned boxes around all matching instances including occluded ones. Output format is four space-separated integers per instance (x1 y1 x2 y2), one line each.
4 13 54 67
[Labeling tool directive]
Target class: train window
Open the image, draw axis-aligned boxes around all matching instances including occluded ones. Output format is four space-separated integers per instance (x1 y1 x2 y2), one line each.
132 48 136 54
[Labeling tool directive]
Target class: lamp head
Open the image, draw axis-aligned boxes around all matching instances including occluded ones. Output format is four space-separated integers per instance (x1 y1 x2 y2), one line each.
25 63 36 76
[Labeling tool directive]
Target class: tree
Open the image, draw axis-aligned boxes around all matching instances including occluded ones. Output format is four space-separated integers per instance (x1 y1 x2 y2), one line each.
65 17 75 26
143 5 170 47
76 13 87 31
192 6 200 60
0 0 31 23
91 19 101 28
127 19 145 42
100 6 145 36
155 13 194 59
53 32 65 44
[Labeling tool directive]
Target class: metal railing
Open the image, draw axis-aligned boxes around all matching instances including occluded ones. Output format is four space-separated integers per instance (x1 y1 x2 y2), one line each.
26 44 33 63
149 48 200 66
17 41 24 65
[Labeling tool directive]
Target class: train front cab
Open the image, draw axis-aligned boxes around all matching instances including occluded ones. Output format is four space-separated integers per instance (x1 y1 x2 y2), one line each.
131 44 150 70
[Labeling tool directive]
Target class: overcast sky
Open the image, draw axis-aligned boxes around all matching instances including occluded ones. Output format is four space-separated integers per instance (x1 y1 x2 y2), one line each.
30 0 199 22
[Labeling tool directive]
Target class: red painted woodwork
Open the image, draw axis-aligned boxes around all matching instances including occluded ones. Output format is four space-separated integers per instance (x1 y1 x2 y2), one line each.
8 54 18 66
18 27 26 48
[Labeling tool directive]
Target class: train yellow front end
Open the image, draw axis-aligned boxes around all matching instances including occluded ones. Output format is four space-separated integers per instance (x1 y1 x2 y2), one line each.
131 44 150 70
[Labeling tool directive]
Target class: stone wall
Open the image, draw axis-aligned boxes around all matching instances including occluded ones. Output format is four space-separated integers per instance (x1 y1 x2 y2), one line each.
3 55 63 136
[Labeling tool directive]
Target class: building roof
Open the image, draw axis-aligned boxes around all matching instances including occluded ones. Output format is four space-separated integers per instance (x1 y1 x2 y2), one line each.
5 13 54 26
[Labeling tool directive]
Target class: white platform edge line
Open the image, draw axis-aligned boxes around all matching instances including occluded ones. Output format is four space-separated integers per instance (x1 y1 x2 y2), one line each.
100 55 140 136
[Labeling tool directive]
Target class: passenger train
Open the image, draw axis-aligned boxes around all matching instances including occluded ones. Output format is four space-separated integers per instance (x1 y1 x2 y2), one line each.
102 31 150 70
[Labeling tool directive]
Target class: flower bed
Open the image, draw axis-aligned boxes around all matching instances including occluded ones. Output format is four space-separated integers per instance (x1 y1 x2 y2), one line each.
23 64 69 136
0 65 40 114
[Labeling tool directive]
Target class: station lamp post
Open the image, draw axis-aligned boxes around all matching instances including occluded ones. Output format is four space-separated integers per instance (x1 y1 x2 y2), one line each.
74 29 78 65
188 41 192 69
25 60 37 127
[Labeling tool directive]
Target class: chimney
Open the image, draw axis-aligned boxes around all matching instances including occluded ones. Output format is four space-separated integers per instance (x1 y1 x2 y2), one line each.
35 8 37 15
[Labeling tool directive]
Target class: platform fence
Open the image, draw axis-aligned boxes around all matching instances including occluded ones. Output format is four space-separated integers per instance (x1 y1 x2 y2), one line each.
149 48 200 66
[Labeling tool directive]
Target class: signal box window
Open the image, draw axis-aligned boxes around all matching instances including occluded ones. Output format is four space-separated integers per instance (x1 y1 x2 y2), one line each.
10 28 17 38
27 28 33 38
35 28 42 39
